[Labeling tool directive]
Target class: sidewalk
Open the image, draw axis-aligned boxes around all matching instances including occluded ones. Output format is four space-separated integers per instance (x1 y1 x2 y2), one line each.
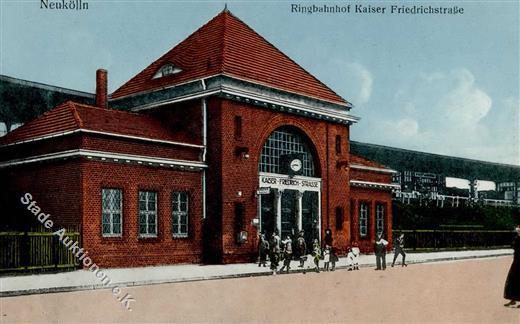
0 249 512 297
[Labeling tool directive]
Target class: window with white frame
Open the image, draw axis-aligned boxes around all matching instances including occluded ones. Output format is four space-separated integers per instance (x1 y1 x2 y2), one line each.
172 192 189 237
376 203 385 234
139 191 157 237
102 188 122 236
359 202 368 237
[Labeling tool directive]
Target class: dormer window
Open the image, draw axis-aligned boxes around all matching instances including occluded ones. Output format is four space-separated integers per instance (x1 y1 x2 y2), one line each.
153 63 181 79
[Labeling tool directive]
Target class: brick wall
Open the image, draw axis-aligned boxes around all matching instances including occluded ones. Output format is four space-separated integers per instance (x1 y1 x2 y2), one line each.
81 160 203 267
206 97 353 261
0 160 83 230
350 187 393 253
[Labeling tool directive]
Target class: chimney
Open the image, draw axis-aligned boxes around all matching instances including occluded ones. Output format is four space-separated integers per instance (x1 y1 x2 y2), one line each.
95 69 108 109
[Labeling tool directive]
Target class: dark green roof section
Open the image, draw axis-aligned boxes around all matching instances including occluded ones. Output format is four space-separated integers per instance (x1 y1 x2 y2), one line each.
0 75 94 131
350 141 520 182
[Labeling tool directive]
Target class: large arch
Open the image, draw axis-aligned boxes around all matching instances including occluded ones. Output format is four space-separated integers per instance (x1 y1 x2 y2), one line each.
256 125 322 248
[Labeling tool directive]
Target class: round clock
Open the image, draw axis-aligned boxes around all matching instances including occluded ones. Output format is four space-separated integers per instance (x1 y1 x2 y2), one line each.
290 159 302 172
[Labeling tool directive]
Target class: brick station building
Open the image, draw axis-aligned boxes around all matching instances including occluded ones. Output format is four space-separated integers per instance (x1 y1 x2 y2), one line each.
0 10 397 267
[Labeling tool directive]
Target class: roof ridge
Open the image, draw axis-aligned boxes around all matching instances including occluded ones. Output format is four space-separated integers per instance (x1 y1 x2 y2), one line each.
73 102 146 117
350 153 391 170
220 11 228 72
68 101 84 128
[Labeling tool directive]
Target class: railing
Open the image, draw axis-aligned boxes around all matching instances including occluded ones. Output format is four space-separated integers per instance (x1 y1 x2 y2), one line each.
0 229 81 273
394 229 514 251
393 191 516 208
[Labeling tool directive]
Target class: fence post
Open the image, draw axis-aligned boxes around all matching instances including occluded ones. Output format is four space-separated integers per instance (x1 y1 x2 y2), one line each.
53 234 59 270
22 231 29 270
413 230 417 251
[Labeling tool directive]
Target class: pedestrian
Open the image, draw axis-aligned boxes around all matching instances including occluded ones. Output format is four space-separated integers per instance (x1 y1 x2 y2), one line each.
324 228 338 271
269 229 281 275
324 228 333 247
296 230 307 268
312 238 321 273
280 234 293 273
258 233 269 267
347 244 360 271
504 225 520 307
391 233 407 267
323 245 331 271
374 233 388 270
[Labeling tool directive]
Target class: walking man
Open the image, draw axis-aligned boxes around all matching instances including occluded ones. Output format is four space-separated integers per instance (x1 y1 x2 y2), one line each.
392 233 407 267
374 233 388 270
269 229 281 275
258 233 269 267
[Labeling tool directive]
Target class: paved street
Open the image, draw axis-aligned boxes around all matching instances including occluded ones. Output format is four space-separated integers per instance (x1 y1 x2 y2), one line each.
1 256 519 323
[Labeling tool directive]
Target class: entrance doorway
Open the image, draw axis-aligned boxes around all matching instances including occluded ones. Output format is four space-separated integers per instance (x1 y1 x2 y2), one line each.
258 174 321 248
281 190 297 239
302 191 319 247
257 126 321 247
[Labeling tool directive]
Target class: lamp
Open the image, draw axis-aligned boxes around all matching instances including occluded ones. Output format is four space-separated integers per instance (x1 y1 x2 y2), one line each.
235 146 249 160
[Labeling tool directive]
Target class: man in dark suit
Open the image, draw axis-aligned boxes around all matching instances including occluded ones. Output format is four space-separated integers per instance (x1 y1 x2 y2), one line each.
374 233 388 270
392 233 407 267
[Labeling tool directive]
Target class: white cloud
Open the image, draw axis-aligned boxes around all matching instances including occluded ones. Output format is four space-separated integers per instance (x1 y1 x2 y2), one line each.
383 118 419 138
365 68 519 165
312 60 373 106
345 62 373 104
436 69 492 127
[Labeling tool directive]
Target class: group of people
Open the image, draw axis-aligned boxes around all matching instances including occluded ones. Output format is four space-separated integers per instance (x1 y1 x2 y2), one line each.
258 224 520 308
259 229 409 274
258 228 345 274
373 232 408 270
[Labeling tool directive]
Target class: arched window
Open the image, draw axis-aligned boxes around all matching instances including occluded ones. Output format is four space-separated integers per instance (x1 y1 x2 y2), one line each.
259 127 317 177
153 63 182 79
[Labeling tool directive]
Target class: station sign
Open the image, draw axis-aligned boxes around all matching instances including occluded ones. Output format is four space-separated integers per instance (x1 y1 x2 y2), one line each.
258 173 321 192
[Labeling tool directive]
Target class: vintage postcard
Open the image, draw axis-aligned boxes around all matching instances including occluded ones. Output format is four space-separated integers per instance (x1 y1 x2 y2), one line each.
0 0 519 323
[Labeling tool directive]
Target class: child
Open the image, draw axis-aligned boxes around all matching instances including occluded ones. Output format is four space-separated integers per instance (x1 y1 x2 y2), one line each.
312 238 321 273
323 245 331 271
347 243 360 271
279 235 293 273
296 231 307 268
330 246 338 271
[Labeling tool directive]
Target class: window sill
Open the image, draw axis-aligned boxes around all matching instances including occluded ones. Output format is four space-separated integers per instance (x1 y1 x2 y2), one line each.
139 235 158 239
102 234 122 238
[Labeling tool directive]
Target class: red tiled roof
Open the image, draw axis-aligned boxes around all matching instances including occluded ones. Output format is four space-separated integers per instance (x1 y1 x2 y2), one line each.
111 10 348 105
0 101 195 146
350 154 392 170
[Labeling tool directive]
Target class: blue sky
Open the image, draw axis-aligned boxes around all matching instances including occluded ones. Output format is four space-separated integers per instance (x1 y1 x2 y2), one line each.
1 0 518 165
